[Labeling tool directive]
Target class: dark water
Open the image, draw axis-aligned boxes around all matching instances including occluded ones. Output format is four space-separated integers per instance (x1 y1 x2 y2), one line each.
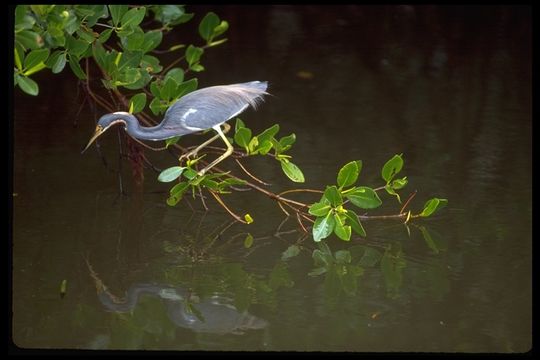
12 6 531 352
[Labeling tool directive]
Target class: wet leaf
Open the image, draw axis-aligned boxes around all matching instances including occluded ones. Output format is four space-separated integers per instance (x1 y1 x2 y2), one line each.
334 214 351 241
382 154 404 183
312 211 335 242
308 202 332 217
337 160 362 188
16 75 38 96
345 186 382 209
420 198 448 217
323 185 342 207
343 209 366 237
280 160 305 183
158 166 185 182
199 12 219 41
129 93 146 113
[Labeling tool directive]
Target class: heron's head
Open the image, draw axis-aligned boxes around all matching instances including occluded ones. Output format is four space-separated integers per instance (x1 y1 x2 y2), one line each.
81 112 130 153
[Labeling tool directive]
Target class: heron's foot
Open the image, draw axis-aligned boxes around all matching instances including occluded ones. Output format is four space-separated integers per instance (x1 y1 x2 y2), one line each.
179 150 198 165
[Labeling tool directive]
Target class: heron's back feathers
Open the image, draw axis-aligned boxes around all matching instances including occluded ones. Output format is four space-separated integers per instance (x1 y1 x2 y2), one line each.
162 81 269 134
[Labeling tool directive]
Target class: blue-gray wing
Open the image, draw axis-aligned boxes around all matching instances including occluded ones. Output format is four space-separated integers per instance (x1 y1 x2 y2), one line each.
161 81 268 135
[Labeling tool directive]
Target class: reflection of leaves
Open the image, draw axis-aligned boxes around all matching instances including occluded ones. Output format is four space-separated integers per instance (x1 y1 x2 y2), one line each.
109 295 176 349
380 243 407 298
269 261 294 290
418 225 447 253
349 245 382 267
281 244 300 261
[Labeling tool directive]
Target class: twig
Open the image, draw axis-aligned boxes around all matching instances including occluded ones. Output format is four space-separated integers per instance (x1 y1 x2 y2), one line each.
400 190 417 214
235 159 272 186
208 190 247 224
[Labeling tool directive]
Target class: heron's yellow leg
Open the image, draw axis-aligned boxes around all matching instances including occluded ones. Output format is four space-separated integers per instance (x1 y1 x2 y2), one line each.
179 123 231 164
197 124 234 176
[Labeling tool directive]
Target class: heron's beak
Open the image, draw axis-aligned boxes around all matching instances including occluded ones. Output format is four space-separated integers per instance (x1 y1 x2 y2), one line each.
81 125 104 154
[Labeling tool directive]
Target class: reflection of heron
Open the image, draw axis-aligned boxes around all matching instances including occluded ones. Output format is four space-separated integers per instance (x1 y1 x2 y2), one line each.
82 81 268 176
97 283 268 335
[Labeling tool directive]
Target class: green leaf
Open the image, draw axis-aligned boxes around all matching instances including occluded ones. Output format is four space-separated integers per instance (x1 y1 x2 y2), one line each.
343 210 366 237
14 47 23 71
345 186 382 209
141 55 162 73
121 7 146 28
334 214 352 241
185 45 204 67
17 75 39 96
384 184 401 203
279 133 296 151
281 245 300 261
199 12 220 41
190 63 205 72
149 97 164 115
142 30 163 53
15 5 28 26
46 51 67 74
337 160 362 189
234 127 252 149
161 77 178 101
121 29 145 51
247 136 259 154
308 202 332 217
170 182 190 197
109 5 128 27
213 21 229 38
244 213 254 224
323 185 342 207
256 140 273 155
16 30 43 50
165 136 180 148
382 154 404 183
129 93 146 113
208 38 228 47
68 55 87 79
176 78 198 98
152 5 190 25
312 211 335 242
280 160 305 183
391 176 408 190
257 124 280 144
420 198 448 217
98 28 113 43
65 35 89 57
235 118 245 131
164 68 184 84
123 69 150 90
23 62 47 77
76 28 96 43
158 166 185 182
23 49 49 72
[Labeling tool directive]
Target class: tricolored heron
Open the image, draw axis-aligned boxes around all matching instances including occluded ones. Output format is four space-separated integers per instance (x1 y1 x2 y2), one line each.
82 81 268 176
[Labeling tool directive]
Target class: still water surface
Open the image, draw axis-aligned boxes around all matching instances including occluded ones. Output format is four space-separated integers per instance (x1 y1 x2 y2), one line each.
12 6 531 352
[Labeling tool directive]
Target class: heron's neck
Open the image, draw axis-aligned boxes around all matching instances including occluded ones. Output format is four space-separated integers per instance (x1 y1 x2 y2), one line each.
114 113 177 141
